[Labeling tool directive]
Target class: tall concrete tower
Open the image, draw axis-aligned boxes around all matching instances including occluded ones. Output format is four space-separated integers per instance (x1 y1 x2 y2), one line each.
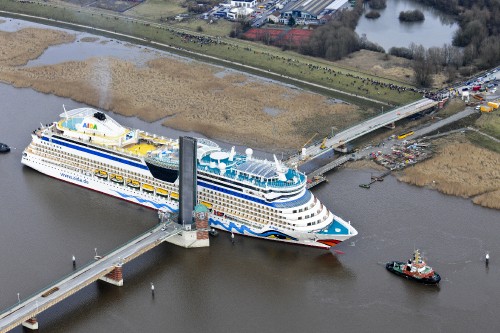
178 136 197 230
166 136 209 247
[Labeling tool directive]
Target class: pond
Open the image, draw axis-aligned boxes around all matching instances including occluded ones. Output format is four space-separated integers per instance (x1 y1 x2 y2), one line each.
355 0 459 50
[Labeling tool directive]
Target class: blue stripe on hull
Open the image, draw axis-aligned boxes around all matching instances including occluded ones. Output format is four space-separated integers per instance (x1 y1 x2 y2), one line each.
113 190 178 212
209 218 297 241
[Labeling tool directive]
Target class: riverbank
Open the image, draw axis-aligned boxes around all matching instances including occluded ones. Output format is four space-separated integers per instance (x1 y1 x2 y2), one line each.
397 134 500 209
0 1 421 106
0 27 361 150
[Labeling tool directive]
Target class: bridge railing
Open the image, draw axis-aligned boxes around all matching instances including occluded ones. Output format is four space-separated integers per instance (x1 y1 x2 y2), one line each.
0 222 165 316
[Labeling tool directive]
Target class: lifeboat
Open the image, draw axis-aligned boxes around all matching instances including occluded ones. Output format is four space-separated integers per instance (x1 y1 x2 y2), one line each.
94 169 108 179
126 179 140 189
156 188 169 197
110 174 124 184
142 184 154 193
201 201 212 210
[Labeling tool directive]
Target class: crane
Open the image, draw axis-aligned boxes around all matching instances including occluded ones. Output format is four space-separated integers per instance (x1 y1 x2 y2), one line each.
320 137 328 149
302 132 318 148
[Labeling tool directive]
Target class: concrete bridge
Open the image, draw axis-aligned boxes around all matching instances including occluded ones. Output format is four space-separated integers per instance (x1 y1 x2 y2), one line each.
0 220 187 333
286 98 438 167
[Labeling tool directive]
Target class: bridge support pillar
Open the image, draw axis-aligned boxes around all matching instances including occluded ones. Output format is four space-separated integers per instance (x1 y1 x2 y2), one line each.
384 122 395 129
166 204 209 248
99 265 123 286
22 317 38 330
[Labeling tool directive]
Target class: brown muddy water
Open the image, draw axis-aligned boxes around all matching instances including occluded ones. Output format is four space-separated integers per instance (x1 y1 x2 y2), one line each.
0 18 499 333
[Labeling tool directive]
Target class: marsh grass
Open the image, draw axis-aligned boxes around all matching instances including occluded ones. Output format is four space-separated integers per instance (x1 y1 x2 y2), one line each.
399 141 500 209
0 28 360 149
0 0 421 105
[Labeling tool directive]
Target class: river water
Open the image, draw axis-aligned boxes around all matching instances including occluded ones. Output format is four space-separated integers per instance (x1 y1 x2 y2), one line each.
1 17 500 333
356 0 458 50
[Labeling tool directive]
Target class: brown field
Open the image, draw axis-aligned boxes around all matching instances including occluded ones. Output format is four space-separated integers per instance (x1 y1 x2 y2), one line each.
438 98 467 117
398 136 500 209
0 27 360 150
334 50 414 85
334 50 449 89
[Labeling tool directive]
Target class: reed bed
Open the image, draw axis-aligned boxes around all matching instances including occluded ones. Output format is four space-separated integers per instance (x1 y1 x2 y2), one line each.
0 28 359 149
398 142 500 209
0 28 75 66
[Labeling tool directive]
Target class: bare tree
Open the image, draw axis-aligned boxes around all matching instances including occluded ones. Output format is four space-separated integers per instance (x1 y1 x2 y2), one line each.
411 44 433 87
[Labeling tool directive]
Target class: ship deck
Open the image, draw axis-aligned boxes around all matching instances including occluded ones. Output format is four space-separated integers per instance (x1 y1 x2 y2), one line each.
123 142 157 156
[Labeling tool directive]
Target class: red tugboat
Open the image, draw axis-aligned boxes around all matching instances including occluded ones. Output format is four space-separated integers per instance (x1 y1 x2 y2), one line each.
386 249 441 284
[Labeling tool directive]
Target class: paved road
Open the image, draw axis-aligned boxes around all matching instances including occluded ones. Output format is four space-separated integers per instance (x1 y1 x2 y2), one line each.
412 107 478 139
0 222 180 333
285 98 438 166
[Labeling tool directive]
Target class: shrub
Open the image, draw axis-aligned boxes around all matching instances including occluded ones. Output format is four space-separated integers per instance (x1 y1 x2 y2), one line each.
365 11 380 19
369 0 386 10
399 10 425 22
389 47 413 59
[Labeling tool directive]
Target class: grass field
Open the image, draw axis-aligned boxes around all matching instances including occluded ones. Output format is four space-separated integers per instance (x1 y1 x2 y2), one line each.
125 0 186 20
0 0 422 107
172 18 234 37
474 109 500 139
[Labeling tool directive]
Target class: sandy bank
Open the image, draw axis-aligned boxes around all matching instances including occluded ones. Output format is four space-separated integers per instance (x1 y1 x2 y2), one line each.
0 27 360 150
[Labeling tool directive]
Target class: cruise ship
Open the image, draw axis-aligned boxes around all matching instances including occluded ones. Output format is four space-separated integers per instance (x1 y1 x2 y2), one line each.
21 107 357 249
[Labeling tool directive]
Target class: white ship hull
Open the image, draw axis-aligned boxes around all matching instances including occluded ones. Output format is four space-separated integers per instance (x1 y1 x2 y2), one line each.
22 108 357 250
22 151 350 249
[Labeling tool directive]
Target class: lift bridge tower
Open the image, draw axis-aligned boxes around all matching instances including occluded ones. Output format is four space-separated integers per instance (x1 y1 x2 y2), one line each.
165 136 209 248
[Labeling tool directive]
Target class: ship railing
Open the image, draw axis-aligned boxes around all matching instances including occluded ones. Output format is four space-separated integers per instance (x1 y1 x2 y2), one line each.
201 167 305 189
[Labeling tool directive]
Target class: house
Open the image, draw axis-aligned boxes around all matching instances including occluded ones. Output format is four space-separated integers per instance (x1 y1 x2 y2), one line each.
231 0 257 8
228 6 254 20
267 10 281 23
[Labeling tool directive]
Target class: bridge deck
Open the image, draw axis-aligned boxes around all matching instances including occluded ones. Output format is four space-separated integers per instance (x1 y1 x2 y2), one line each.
0 222 181 333
286 98 438 167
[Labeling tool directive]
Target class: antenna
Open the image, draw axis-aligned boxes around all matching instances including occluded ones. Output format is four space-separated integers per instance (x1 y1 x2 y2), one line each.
63 104 69 119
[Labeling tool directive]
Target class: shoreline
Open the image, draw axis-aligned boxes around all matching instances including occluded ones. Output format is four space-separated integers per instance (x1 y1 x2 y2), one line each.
0 5 420 106
0 26 363 151
396 135 500 210
0 21 498 210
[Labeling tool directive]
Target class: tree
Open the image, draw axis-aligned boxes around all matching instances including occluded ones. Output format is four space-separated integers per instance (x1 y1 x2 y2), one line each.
478 35 500 69
368 0 386 10
410 44 433 87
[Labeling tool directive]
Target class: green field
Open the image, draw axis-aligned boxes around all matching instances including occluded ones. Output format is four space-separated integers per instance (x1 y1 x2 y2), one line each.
475 110 500 139
126 0 186 20
0 0 422 107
